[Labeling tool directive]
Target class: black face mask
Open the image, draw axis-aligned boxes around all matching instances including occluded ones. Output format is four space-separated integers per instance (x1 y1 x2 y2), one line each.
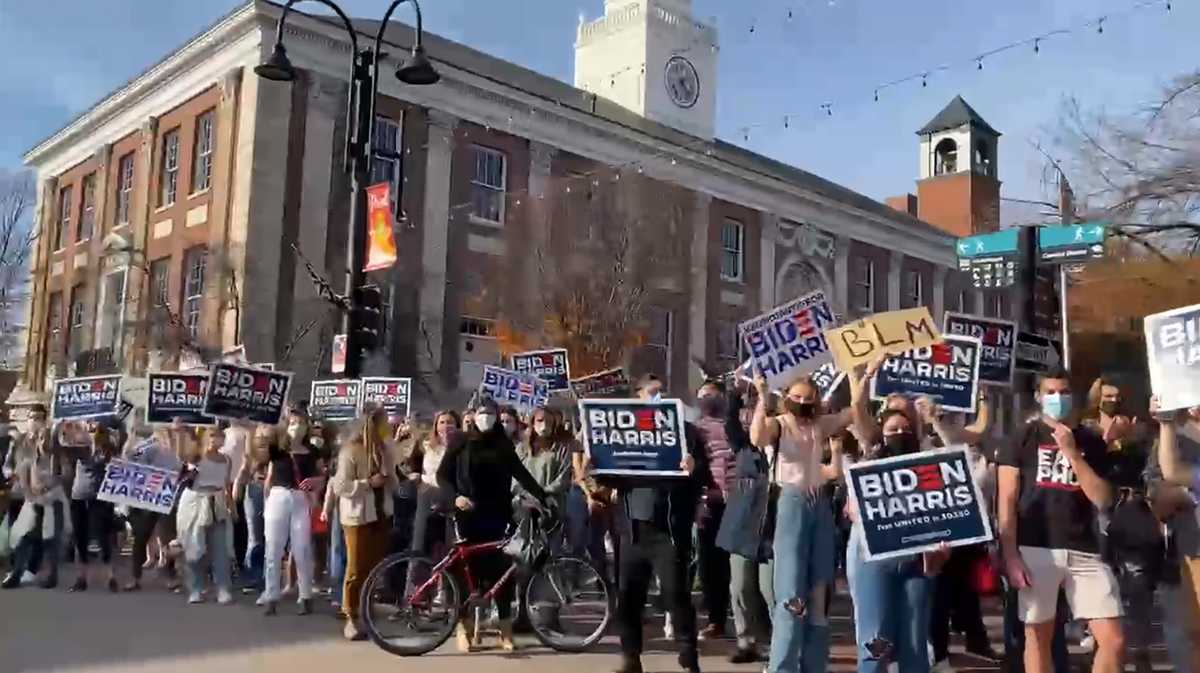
881 432 918 457
1099 401 1121 417
785 399 817 419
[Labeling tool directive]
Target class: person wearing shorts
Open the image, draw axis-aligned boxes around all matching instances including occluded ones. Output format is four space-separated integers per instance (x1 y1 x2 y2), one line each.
997 370 1125 673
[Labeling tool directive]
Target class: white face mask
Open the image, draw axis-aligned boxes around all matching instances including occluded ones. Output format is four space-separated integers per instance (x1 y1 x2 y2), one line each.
534 421 547 436
474 413 496 431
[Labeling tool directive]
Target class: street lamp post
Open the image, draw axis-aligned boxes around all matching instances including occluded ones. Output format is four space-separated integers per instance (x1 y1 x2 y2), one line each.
256 0 439 379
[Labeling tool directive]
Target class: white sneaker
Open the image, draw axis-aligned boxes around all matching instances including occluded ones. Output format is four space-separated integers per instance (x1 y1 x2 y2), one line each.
1079 634 1096 653
188 592 204 604
217 589 234 605
255 592 269 606
663 612 675 640
20 571 36 585
932 660 956 673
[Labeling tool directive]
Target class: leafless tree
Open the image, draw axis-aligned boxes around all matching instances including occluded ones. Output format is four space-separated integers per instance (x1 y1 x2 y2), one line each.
1052 70 1200 255
0 170 37 370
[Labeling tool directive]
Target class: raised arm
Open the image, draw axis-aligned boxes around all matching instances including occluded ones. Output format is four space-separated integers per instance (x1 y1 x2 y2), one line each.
725 388 752 452
849 358 882 449
749 375 781 449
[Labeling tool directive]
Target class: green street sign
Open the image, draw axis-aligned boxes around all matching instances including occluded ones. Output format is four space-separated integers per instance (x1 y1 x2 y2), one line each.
1038 223 1107 264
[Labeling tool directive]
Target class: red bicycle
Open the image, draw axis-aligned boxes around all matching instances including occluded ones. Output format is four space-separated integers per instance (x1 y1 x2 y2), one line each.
360 504 613 656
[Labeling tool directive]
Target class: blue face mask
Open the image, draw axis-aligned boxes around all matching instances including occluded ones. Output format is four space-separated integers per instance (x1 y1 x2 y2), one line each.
648 392 663 403
1041 392 1073 421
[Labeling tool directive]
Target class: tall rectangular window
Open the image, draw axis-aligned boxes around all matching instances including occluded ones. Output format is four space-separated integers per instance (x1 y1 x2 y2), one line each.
54 186 72 250
645 306 673 382
191 110 215 193
98 271 125 349
469 146 506 224
720 219 745 282
852 257 874 313
182 247 207 339
715 319 739 362
150 257 171 307
901 269 923 308
370 116 402 216
115 152 134 225
159 129 180 207
955 289 970 314
79 173 96 241
45 292 63 357
68 285 86 355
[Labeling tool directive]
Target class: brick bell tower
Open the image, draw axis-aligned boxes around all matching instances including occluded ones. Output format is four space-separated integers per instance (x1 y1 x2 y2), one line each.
895 96 1002 237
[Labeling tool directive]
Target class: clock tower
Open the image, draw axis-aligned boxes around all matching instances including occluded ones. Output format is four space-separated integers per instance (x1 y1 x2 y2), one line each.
575 0 718 139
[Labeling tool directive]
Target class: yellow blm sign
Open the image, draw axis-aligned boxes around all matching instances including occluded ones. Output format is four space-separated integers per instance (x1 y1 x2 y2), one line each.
825 307 943 371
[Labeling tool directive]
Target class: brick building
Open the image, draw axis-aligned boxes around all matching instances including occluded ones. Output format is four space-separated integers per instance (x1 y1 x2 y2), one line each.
17 0 1008 412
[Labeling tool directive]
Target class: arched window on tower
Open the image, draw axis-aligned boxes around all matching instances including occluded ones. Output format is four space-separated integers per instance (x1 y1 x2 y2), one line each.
974 140 993 177
934 138 958 175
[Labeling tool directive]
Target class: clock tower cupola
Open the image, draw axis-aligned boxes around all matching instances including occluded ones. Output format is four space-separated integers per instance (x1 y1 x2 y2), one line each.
575 0 718 139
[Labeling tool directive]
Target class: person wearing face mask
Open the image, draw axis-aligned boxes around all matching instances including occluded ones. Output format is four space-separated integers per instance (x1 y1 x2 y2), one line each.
1081 378 1158 673
750 371 852 673
597 373 709 673
693 379 736 641
64 418 124 593
997 370 1124 673
500 406 524 443
437 399 549 653
1149 399 1200 673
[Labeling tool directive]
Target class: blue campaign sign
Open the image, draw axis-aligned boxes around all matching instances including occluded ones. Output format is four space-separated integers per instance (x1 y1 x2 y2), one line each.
361 377 412 419
943 313 1017 388
52 375 123 420
1038 223 1107 264
580 398 688 478
739 290 837 393
511 348 572 392
203 363 292 425
147 372 215 426
479 365 550 416
96 459 182 515
845 448 993 561
871 335 982 413
309 379 363 421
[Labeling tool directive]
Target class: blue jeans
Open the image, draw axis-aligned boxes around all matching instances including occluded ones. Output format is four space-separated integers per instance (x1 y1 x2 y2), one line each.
768 488 836 673
566 485 614 580
242 483 265 590
846 524 933 673
329 513 347 605
185 519 232 595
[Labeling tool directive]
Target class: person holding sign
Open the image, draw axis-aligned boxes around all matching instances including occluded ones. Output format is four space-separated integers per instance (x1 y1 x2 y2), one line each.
749 370 851 673
175 425 235 605
844 364 953 673
436 398 550 653
65 419 124 594
996 371 1125 673
1148 398 1200 673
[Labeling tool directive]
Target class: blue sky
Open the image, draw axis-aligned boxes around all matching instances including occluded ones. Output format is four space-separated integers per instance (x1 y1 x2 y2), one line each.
1 0 1194 211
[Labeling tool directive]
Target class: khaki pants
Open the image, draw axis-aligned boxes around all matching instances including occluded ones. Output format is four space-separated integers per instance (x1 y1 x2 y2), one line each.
343 519 390 622
1182 556 1200 673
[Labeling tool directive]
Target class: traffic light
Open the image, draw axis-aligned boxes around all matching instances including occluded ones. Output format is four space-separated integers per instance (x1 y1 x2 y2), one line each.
350 284 385 351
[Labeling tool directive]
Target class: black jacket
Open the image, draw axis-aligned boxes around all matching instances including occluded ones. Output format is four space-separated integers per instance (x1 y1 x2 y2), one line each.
436 425 547 520
716 393 776 561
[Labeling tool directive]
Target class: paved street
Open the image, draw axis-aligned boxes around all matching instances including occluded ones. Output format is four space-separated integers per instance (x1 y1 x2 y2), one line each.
0 577 1013 673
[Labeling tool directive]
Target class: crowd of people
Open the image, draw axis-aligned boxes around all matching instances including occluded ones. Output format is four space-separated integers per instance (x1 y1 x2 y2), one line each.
1 361 1199 673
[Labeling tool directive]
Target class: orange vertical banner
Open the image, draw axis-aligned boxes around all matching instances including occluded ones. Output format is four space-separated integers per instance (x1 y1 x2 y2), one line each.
364 182 398 272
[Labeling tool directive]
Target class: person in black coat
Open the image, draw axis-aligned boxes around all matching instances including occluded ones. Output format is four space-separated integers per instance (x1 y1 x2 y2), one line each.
595 374 711 673
437 398 548 653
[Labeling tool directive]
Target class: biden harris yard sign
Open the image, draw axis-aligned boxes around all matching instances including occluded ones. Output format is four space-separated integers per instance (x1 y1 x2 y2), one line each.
739 290 837 392
943 313 1017 388
845 448 993 561
580 398 688 478
871 335 982 414
52 375 123 420
146 372 214 426
1144 302 1200 412
203 363 292 425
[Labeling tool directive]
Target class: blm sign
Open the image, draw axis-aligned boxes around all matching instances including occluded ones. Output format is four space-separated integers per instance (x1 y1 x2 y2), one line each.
571 368 631 399
52 375 123 420
1144 302 1200 412
147 372 214 426
871 335 982 413
479 365 550 416
845 448 993 561
579 398 688 478
310 379 363 421
740 290 837 393
203 363 292 425
511 348 571 392
943 313 1017 388
361 377 411 418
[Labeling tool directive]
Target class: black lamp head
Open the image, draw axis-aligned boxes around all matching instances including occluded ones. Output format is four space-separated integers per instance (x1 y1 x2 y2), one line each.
395 46 440 86
254 42 296 82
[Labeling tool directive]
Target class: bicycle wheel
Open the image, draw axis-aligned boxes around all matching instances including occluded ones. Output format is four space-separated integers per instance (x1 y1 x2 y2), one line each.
525 554 613 652
361 552 461 656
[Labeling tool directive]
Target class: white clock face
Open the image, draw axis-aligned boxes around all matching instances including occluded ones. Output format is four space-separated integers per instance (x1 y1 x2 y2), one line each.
664 56 700 109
